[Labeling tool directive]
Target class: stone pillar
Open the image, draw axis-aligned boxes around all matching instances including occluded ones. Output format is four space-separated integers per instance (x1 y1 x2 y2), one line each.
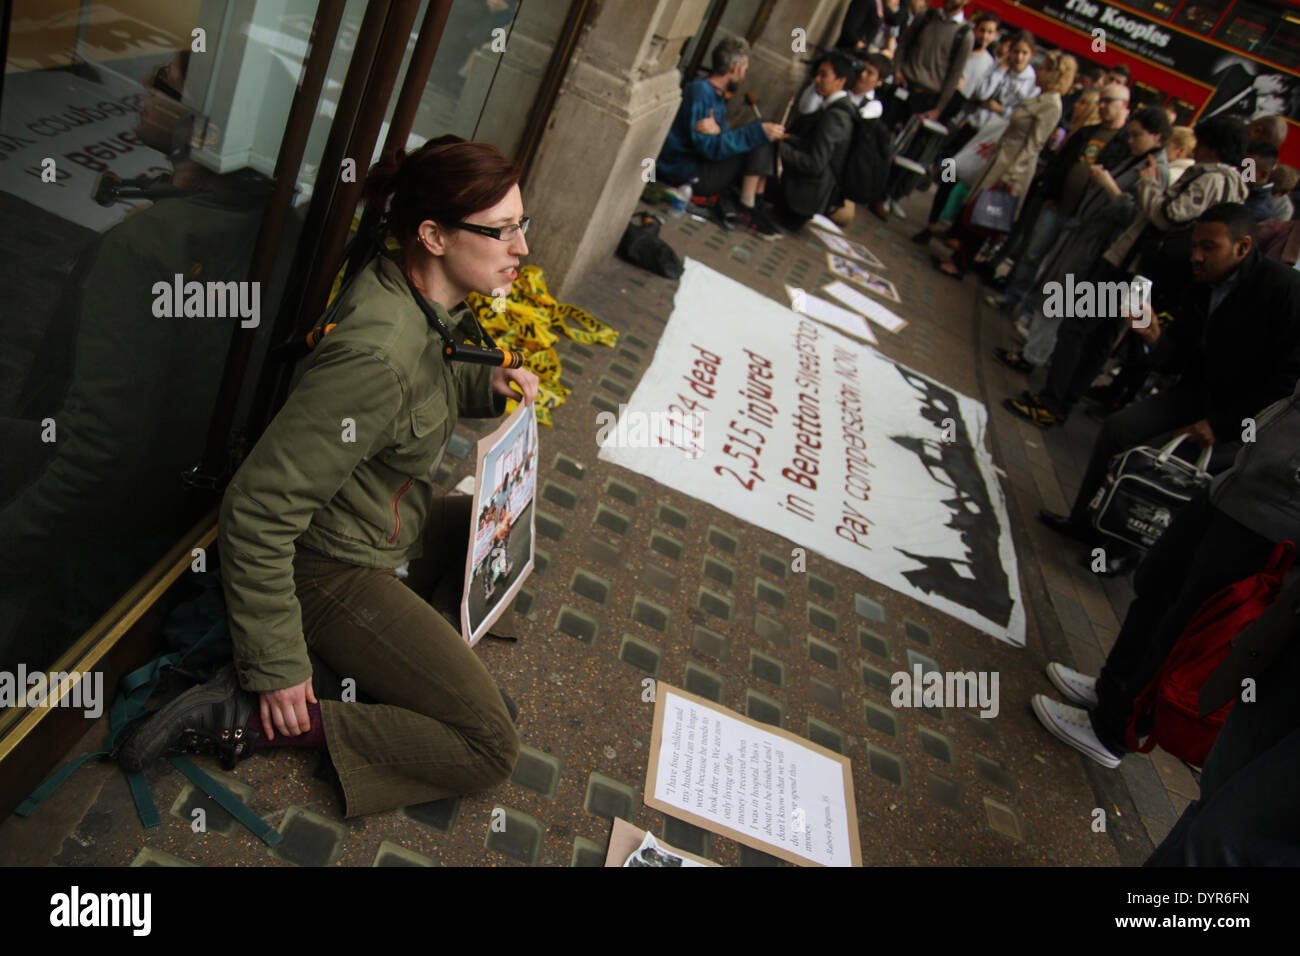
520 0 710 300
740 0 847 126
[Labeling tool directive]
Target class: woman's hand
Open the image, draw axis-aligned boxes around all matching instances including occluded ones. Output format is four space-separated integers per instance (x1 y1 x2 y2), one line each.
1139 156 1160 181
259 678 318 740
493 366 539 405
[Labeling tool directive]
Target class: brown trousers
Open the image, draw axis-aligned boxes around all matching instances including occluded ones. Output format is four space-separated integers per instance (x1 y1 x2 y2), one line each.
293 495 519 818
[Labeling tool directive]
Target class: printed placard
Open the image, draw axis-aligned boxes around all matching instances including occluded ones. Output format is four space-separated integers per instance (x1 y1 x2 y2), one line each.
645 685 861 867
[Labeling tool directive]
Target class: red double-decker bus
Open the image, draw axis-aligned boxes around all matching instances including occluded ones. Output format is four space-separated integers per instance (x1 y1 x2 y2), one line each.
977 0 1300 163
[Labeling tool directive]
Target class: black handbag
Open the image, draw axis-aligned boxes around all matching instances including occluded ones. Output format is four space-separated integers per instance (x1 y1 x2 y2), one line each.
1088 434 1213 551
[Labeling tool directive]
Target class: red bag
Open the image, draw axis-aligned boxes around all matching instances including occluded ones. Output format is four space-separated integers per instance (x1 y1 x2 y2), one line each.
1126 540 1296 766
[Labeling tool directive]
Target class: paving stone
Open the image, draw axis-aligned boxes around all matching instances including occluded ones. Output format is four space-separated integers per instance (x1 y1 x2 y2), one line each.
657 504 689 529
905 648 941 675
271 807 346 867
745 690 785 728
807 603 838 634
594 504 631 535
749 650 785 686
739 845 788 866
918 727 953 763
584 772 640 821
649 531 684 560
690 625 729 658
1119 756 1179 826
599 376 628 397
170 774 256 838
698 586 732 621
925 773 965 814
807 635 842 671
619 634 664 675
130 847 197 867
556 605 599 644
632 595 671 632
563 356 587 376
758 550 788 577
514 588 535 616
663 817 710 858
808 677 842 710
903 619 932 646
866 745 905 785
754 611 789 647
707 526 739 554
982 797 1021 840
702 556 736 588
590 393 620 414
1048 587 1097 645
404 796 462 833
1148 746 1201 800
754 579 787 610
485 806 545 865
858 628 890 659
373 841 438 866
861 662 894 696
854 594 886 623
582 538 621 567
553 454 587 480
605 478 639 505
974 753 1014 791
534 549 551 574
807 718 845 754
807 574 836 601
511 744 562 798
542 481 579 510
571 837 607 867
433 463 452 485
610 362 636 380
863 701 898 738
571 568 611 603
446 433 474 460
683 663 725 702
536 509 566 541
967 713 999 747
643 564 678 593
624 334 649 350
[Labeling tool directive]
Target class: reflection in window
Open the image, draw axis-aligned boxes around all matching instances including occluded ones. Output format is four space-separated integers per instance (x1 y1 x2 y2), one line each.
402 0 566 161
1173 0 1231 35
0 1 313 689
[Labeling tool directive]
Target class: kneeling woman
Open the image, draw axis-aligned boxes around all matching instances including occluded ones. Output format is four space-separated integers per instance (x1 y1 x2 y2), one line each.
122 137 538 816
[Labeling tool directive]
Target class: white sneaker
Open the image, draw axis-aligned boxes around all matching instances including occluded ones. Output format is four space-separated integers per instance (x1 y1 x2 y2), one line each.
889 198 908 220
1031 695 1121 768
1046 662 1099 708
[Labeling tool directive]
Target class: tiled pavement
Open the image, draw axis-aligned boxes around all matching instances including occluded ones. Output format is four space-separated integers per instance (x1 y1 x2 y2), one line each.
0 187 1202 867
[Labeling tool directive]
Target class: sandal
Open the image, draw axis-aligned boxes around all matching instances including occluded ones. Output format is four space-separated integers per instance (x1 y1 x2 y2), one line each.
993 347 1034 373
1003 394 1063 427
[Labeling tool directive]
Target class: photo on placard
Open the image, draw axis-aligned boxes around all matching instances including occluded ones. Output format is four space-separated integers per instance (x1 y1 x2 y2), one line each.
826 252 900 303
811 227 885 269
462 403 538 645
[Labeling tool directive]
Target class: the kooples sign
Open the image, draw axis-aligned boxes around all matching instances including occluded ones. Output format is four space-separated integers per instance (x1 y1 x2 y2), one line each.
1020 0 1201 69
1063 0 1172 48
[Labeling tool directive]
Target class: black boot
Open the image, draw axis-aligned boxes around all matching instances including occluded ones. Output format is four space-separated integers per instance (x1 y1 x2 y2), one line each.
118 664 259 772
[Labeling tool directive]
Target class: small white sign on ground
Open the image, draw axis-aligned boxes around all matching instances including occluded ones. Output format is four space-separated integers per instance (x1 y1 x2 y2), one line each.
646 685 861 867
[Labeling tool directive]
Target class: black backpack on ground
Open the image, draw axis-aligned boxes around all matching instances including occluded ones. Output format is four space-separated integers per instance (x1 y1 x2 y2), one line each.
617 212 684 279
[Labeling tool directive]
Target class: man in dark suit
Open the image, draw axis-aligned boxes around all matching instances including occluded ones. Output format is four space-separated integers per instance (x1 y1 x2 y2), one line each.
771 52 860 230
1038 202 1300 577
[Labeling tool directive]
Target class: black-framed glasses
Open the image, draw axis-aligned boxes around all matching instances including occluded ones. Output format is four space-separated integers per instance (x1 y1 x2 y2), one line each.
453 217 530 241
151 64 184 102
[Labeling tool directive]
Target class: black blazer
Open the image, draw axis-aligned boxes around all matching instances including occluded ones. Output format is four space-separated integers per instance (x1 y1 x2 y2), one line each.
1160 249 1300 439
779 96 859 218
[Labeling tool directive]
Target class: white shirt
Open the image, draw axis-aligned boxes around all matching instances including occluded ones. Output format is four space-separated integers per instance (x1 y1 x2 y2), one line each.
961 48 995 102
967 64 1037 130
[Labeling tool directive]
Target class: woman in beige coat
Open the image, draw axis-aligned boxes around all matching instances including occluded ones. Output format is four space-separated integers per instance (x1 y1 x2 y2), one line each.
936 50 1077 278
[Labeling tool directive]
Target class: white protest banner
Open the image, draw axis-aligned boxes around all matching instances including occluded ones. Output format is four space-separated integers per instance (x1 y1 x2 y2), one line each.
598 258 1024 646
645 685 861 867
785 284 878 345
